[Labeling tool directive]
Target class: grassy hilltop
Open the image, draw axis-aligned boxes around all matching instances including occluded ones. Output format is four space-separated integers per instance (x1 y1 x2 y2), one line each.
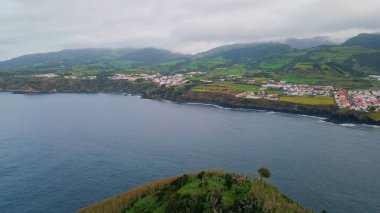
76 170 314 213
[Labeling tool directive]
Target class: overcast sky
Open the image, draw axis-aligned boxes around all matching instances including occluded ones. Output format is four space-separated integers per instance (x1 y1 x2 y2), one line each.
1 0 380 60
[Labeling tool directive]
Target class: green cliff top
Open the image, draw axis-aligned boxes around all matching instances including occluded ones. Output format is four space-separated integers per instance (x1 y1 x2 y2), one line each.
76 170 314 213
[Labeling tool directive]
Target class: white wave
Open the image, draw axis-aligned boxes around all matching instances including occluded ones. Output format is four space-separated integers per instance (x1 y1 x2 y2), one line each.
265 111 276 114
186 102 231 110
340 123 356 127
298 114 325 120
361 124 380 128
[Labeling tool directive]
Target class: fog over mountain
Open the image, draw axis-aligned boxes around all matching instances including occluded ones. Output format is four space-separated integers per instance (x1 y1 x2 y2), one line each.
284 36 336 49
1 0 380 60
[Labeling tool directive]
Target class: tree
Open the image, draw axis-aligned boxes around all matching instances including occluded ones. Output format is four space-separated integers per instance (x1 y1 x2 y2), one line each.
258 167 271 179
225 173 233 189
197 171 206 186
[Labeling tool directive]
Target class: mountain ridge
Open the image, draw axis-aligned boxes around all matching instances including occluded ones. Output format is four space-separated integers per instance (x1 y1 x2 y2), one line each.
343 33 380 50
0 48 186 69
1 33 380 76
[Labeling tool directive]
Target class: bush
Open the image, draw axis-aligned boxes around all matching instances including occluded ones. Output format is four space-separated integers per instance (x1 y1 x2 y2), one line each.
225 173 233 189
170 174 189 189
258 167 271 179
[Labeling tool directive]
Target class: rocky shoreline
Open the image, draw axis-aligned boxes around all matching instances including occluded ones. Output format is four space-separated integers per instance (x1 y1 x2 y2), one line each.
4 87 380 126
147 91 380 126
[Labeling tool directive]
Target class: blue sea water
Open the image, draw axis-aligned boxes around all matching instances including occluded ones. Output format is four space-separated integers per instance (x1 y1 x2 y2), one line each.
0 92 379 213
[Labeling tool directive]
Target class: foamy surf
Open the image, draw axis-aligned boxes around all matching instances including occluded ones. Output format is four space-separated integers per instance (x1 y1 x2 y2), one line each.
186 102 231 110
340 123 356 127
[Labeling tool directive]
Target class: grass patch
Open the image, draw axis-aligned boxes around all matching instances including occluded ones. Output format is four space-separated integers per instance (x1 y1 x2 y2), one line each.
191 87 209 92
204 69 245 78
293 63 314 70
76 176 180 213
281 76 328 84
279 95 335 105
182 56 228 70
191 83 257 95
368 112 380 121
158 58 187 66
251 179 313 213
259 58 291 70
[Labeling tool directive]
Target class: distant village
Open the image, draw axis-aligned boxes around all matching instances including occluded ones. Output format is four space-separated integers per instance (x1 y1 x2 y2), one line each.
22 71 380 112
109 72 205 86
32 73 97 80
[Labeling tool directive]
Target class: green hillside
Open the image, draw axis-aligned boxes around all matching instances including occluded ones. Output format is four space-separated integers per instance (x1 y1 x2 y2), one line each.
0 48 186 72
343 33 380 50
1 33 380 78
258 45 380 76
152 36 380 77
151 44 380 78
76 170 314 213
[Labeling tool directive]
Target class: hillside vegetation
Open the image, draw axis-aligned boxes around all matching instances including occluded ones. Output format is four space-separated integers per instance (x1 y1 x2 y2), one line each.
76 170 314 213
0 48 185 71
343 33 380 50
1 33 380 78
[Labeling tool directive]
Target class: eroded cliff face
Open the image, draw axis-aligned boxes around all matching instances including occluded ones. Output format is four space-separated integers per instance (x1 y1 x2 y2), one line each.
176 91 380 125
179 91 336 112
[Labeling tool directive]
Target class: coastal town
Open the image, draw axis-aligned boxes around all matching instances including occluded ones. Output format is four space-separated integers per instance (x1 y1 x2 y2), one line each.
229 79 380 112
12 71 380 113
237 81 380 112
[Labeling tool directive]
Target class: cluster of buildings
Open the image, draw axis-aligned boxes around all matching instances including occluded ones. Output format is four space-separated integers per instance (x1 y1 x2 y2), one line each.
225 75 242 81
152 74 188 86
33 73 96 80
33 73 59 78
283 85 332 96
261 81 332 96
372 90 380 97
64 75 96 80
110 73 159 81
244 79 256 84
368 75 380 81
110 72 205 86
236 91 279 101
334 90 380 112
235 80 332 101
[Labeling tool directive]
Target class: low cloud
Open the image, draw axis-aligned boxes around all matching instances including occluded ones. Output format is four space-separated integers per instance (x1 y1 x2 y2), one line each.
0 0 380 60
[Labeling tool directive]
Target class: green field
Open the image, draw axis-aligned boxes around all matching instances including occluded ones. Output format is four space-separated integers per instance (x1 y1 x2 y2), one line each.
259 49 309 70
195 68 246 79
191 83 257 94
191 87 209 92
208 69 244 76
259 57 292 70
279 95 335 105
293 63 314 70
158 58 187 66
281 76 328 84
182 56 228 70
